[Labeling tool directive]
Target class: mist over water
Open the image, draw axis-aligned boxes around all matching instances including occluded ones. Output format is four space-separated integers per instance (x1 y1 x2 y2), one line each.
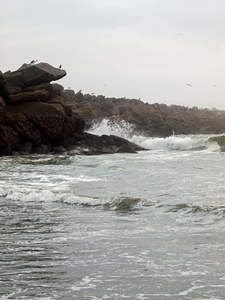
1 119 225 299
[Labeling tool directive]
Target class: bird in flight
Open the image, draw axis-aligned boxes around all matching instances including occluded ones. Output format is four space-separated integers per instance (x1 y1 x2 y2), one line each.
186 83 192 87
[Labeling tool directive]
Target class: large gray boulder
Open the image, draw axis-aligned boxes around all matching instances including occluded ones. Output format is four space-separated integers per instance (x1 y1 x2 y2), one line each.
0 63 66 97
17 62 66 87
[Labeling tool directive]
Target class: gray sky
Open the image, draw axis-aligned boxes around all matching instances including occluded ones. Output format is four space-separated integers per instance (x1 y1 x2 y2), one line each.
1 0 225 109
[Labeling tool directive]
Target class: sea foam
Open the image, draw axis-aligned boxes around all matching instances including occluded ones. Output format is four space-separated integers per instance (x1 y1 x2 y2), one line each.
88 118 135 139
88 118 223 151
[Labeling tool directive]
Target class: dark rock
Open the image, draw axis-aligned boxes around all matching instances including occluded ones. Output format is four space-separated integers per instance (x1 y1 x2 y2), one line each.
7 89 52 103
33 144 50 154
0 107 3 124
17 62 66 87
5 101 65 140
68 132 145 155
62 89 77 103
4 112 41 145
0 71 5 88
52 145 65 153
23 82 53 93
64 105 73 117
18 143 33 154
52 83 64 91
0 71 24 96
0 125 20 155
209 136 225 151
0 63 66 99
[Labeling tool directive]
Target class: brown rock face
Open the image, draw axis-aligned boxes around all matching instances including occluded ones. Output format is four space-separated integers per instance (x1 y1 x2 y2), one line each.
63 91 225 137
0 64 84 155
4 112 41 145
1 97 85 154
0 125 20 155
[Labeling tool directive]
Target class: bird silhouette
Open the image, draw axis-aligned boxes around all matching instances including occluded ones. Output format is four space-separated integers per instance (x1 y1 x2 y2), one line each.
30 59 38 64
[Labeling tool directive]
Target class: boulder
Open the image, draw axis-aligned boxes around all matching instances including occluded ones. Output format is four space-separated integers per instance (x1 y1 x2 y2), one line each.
0 63 66 98
209 136 225 151
17 62 66 87
0 71 24 96
68 132 145 155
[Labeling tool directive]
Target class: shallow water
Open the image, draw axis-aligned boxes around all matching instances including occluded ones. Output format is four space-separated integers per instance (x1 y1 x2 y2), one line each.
1 133 225 299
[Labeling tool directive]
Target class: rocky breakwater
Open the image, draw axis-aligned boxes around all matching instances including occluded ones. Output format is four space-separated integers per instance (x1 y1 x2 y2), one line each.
0 63 144 155
63 91 225 137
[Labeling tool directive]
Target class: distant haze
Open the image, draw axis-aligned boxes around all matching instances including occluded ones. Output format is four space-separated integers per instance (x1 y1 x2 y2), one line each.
1 0 225 109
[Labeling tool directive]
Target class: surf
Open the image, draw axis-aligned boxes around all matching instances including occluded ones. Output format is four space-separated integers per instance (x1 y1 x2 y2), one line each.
88 118 224 152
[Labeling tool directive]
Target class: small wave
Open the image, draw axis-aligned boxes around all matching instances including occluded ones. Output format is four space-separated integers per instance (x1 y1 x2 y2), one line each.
158 202 225 224
140 136 204 151
60 194 141 211
135 135 222 151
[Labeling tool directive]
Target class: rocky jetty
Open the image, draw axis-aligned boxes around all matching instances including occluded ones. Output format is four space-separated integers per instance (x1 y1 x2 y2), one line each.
0 63 143 155
63 91 225 137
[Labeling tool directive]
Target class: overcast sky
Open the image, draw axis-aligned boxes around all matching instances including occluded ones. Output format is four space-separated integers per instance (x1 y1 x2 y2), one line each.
1 0 225 109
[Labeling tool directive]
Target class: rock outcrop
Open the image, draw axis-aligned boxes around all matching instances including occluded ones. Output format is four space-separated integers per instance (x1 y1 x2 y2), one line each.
0 63 144 155
63 91 225 137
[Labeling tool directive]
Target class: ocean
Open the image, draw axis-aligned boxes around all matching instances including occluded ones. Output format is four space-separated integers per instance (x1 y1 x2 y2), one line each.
1 119 225 299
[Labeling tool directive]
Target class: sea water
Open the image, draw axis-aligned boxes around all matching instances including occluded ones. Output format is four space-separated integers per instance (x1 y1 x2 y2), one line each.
1 119 225 299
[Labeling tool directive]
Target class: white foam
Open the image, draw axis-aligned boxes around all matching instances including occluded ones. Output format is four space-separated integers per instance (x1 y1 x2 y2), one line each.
88 118 135 139
140 136 197 150
88 119 223 152
137 135 221 151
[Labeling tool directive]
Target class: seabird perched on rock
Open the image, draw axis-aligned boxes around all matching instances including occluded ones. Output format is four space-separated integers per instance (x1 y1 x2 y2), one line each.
30 59 38 64
59 64 62 68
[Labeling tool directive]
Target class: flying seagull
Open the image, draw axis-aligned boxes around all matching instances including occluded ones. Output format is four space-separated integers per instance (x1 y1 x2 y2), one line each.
186 83 192 87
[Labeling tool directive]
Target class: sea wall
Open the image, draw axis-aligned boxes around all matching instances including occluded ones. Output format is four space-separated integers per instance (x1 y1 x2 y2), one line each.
0 63 143 155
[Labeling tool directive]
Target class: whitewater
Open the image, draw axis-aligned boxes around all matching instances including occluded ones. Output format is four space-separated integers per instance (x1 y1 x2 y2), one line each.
1 119 225 299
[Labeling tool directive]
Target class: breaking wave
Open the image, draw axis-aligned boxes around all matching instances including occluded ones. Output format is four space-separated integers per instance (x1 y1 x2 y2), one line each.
88 118 224 151
133 135 221 151
88 117 135 139
2 185 225 223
